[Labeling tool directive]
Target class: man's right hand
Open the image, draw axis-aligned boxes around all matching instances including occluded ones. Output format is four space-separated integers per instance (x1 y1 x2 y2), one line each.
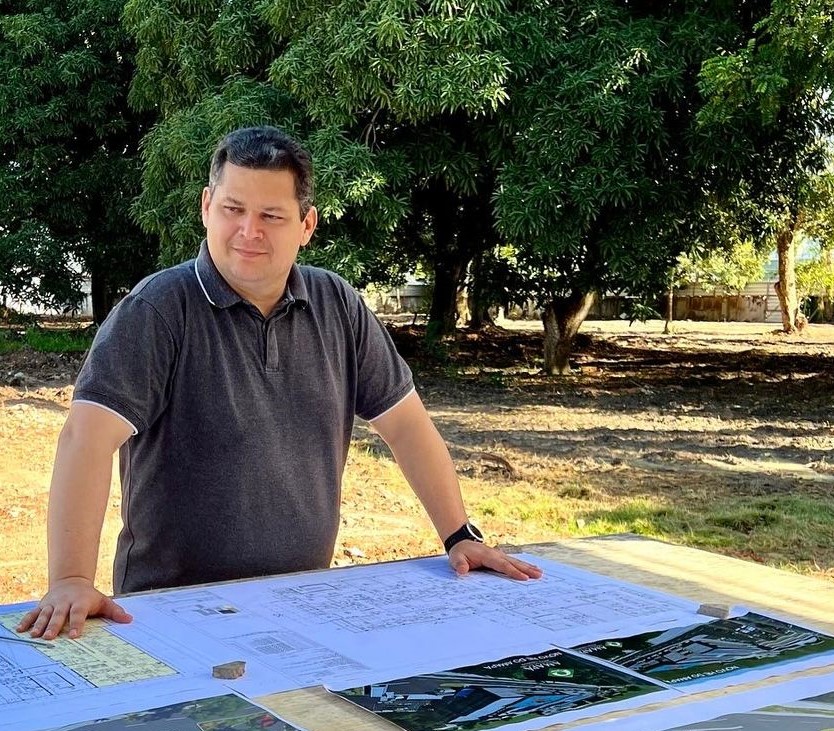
16 577 133 640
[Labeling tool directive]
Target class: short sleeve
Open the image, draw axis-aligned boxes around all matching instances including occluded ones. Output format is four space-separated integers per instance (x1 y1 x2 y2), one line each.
352 296 414 421
73 295 179 433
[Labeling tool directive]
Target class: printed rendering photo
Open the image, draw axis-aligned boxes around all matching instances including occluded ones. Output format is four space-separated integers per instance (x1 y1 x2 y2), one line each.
573 612 834 686
50 693 302 731
334 647 664 731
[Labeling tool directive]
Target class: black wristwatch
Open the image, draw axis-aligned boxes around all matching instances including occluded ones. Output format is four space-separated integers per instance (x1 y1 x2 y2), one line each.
443 521 485 553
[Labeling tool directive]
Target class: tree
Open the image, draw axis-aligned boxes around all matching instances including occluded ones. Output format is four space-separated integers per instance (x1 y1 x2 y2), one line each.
124 0 512 336
128 1 819 372
0 0 157 323
795 171 834 321
677 240 768 295
492 1 753 374
797 244 834 321
698 0 834 333
126 0 757 367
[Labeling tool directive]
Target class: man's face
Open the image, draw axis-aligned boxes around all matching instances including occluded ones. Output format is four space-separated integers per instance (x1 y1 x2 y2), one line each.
201 163 317 309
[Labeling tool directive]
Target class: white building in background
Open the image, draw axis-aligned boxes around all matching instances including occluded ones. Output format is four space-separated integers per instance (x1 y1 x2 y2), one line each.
7 241 828 324
674 281 783 323
362 276 429 315
675 241 824 323
3 277 93 318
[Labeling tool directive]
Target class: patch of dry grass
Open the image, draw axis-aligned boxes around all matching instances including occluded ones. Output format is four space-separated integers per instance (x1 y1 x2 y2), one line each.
3 319 834 605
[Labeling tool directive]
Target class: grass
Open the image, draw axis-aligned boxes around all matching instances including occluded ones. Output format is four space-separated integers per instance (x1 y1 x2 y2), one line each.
0 326 94 354
5 439 833 605
457 466 834 578
570 494 834 573
3 318 834 604
0 329 22 353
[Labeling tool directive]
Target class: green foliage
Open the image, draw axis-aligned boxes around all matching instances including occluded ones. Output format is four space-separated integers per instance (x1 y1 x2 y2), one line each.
798 171 834 245
0 222 86 311
124 0 512 293
262 0 511 125
678 240 768 293
700 0 834 131
697 0 834 280
131 76 412 285
492 2 751 307
797 243 834 300
0 0 158 320
124 0 834 352
4 0 831 346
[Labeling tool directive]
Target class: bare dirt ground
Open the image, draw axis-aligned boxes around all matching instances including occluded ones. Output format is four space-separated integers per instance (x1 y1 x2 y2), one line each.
1 319 833 604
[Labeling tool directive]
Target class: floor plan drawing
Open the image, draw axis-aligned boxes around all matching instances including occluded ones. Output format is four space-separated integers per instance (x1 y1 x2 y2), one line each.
241 557 698 638
110 554 704 696
0 611 212 731
0 612 176 703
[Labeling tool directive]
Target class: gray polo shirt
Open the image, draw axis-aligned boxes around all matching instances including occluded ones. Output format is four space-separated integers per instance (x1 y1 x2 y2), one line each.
74 242 414 594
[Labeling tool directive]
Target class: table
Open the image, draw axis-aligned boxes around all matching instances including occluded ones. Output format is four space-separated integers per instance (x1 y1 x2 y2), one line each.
260 535 834 731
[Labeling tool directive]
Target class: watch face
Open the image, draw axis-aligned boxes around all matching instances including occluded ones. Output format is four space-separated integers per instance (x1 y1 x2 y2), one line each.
465 522 484 541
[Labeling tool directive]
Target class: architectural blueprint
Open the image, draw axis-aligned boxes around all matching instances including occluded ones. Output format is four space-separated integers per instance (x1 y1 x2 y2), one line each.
110 553 706 697
0 611 175 693
3 554 831 731
0 608 215 731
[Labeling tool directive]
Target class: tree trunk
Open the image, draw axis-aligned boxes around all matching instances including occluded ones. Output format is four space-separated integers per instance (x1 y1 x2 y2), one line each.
427 257 467 340
823 296 834 323
467 300 495 330
774 225 799 333
467 253 496 330
90 266 116 326
455 286 471 326
542 291 596 375
424 180 467 340
824 249 834 322
664 272 675 335
422 167 494 340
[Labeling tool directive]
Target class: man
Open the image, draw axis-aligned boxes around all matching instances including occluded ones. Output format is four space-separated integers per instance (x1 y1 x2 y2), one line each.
19 126 541 641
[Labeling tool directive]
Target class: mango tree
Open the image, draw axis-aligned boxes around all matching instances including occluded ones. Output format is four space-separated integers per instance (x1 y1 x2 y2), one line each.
698 0 834 332
0 0 156 322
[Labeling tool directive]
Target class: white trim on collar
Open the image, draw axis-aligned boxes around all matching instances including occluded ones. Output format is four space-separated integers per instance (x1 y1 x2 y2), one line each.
194 258 217 306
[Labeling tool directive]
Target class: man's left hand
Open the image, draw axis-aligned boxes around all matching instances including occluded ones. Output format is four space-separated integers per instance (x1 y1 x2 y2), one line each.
448 542 543 580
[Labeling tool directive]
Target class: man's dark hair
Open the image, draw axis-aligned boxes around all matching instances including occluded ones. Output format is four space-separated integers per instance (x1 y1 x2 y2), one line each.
209 126 314 218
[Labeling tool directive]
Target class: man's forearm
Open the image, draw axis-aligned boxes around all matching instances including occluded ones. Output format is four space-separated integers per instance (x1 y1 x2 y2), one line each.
372 392 468 542
371 392 543 582
47 420 115 585
389 424 468 541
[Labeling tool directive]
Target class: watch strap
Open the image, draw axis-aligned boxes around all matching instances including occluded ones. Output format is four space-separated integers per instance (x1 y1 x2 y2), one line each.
443 521 484 553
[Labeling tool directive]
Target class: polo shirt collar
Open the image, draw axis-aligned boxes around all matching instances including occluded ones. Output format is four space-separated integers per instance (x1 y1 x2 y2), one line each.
194 241 241 309
285 261 309 310
194 240 309 311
